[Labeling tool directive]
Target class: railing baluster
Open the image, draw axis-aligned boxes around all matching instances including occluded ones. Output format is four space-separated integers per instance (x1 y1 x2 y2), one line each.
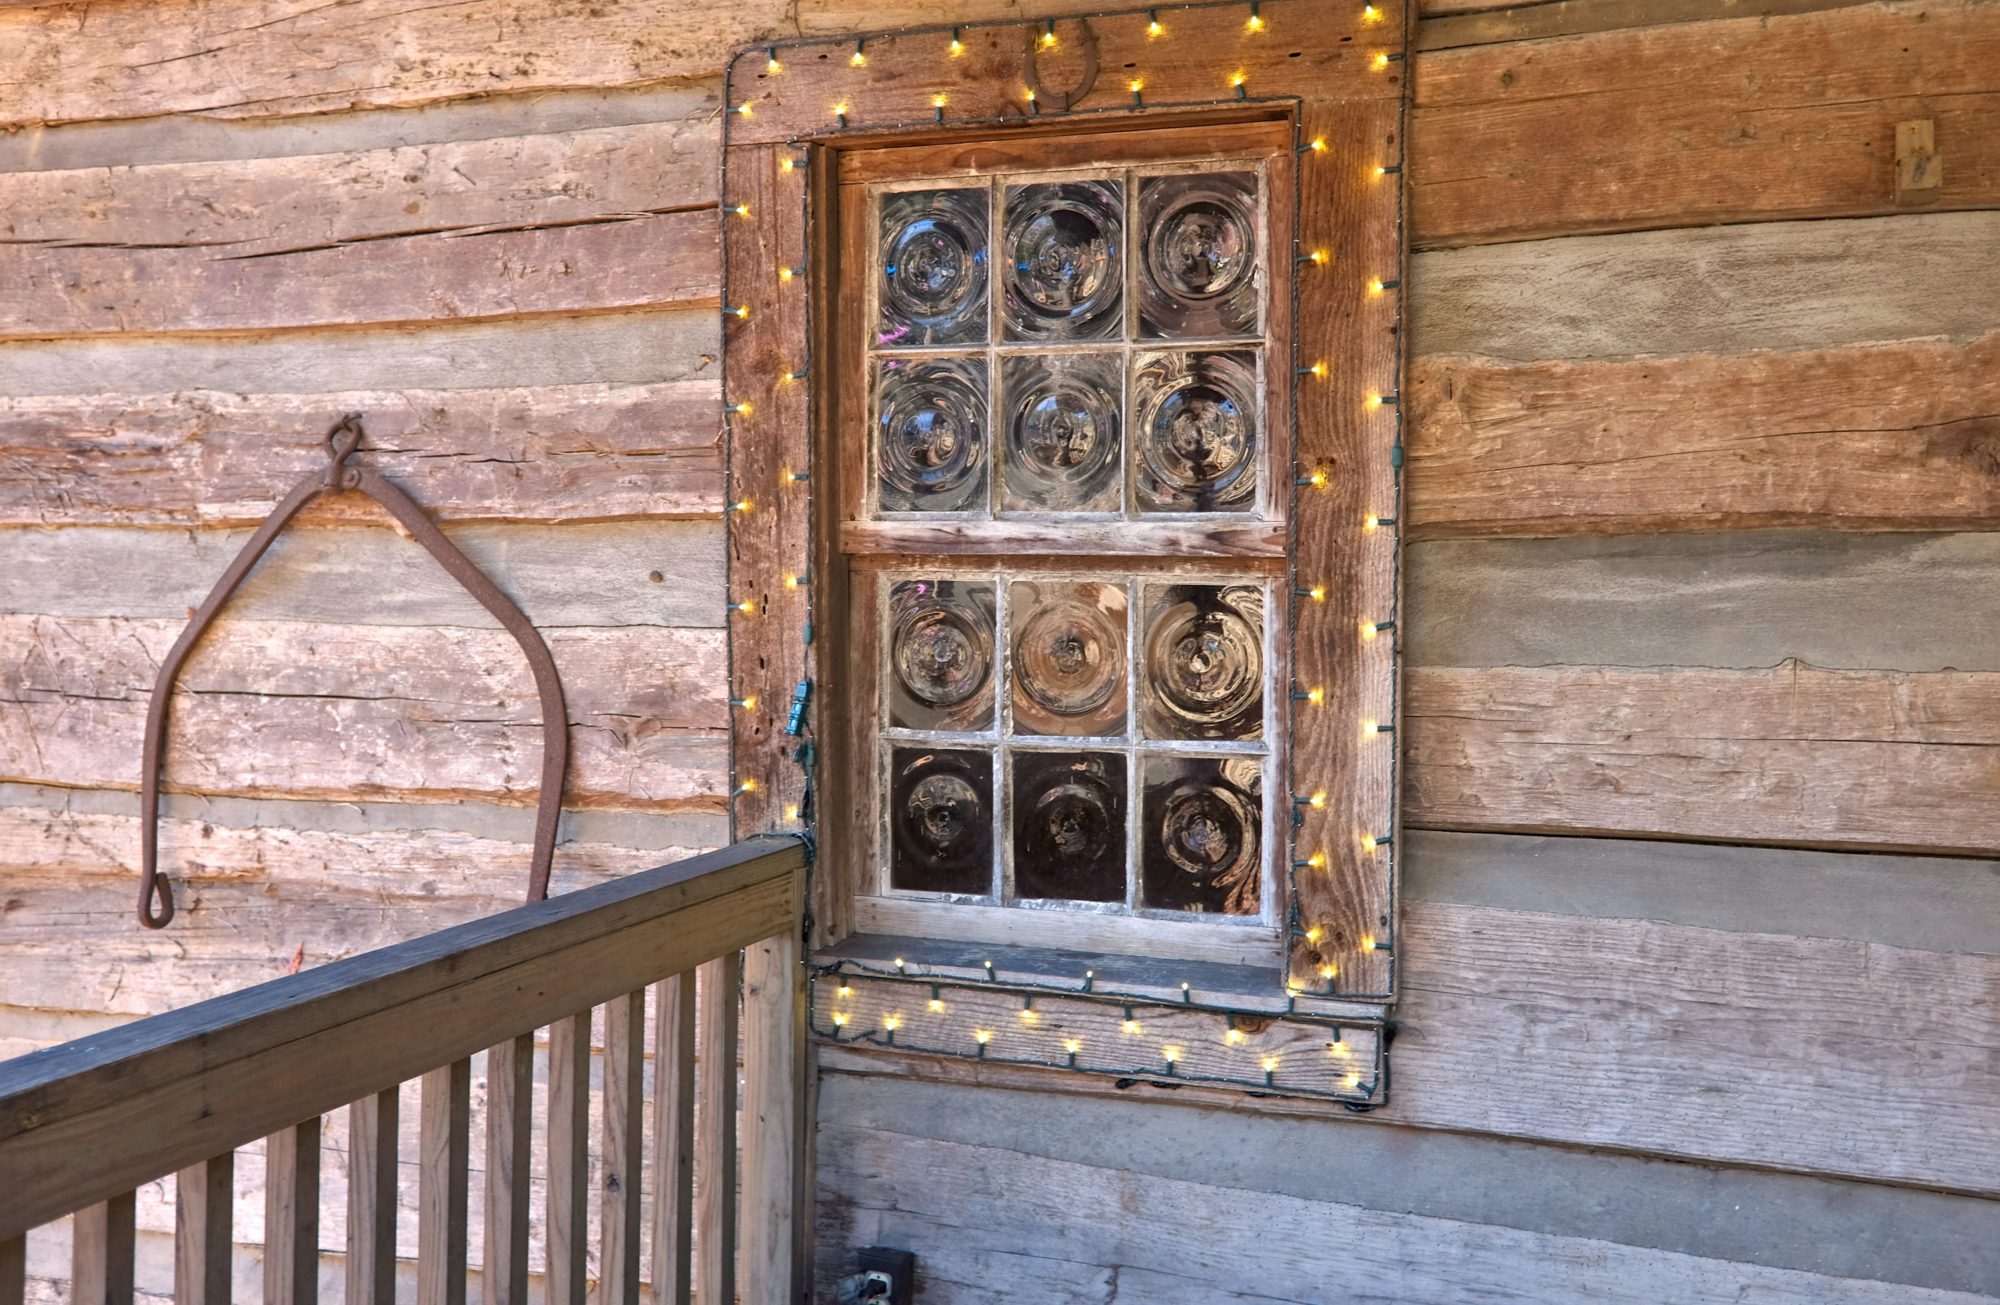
601 991 646 1305
694 952 740 1305
175 1152 233 1305
649 973 696 1305
2 1232 25 1305
72 1192 136 1305
739 933 803 1305
266 1119 321 1305
347 1088 399 1305
546 1013 591 1305
418 1061 471 1305
483 1035 533 1305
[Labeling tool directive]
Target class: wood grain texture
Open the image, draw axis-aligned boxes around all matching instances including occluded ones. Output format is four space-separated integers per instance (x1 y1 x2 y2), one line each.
694 952 741 1305
739 932 804 1305
1410 0 2000 247
1406 330 2000 538
1405 663 2000 854
346 1089 399 1305
544 1015 589 1305
649 973 697 1305
0 0 791 127
70 1196 136 1305
598 992 645 1305
0 615 727 812
416 1060 470 1305
171 1154 231 1305
479 1037 531 1305
262 1119 319 1305
0 383 722 527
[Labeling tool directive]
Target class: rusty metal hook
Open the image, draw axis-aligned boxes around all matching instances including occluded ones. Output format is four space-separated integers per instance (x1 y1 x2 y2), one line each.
137 415 570 928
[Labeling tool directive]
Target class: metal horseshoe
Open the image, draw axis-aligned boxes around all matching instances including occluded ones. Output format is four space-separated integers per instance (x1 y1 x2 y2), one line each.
1023 20 1100 112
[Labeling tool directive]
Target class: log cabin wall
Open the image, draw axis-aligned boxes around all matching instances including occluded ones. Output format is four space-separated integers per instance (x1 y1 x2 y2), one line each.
1 0 1996 1301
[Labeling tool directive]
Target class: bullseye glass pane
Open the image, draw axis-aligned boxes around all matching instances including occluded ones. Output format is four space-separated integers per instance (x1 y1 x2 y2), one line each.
1141 754 1262 915
876 356 988 513
1140 583 1265 742
1138 171 1260 339
887 579 997 732
1011 751 1127 903
1131 349 1259 513
1008 579 1127 737
999 352 1123 513
877 187 990 348
1000 180 1125 342
889 746 994 896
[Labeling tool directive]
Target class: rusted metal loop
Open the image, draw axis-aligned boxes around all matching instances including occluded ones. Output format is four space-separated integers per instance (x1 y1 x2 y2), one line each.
1023 19 1100 112
137 415 570 929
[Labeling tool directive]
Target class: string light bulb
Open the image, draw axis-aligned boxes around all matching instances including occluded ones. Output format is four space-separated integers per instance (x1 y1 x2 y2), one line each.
766 47 781 73
1246 2 1265 31
1319 963 1338 981
1040 19 1058 47
836 983 853 999
928 995 946 1013
850 39 866 65
733 400 753 416
948 27 965 56
1304 585 1327 602
1306 686 1325 705
733 203 750 218
1304 925 1324 944
730 304 749 319
1308 361 1329 379
1064 1038 1082 1055
1128 78 1144 104
1262 1055 1281 1073
1362 934 1379 952
731 695 757 710
783 802 800 820
1162 1045 1182 1064
1363 3 1383 20
832 102 849 126
974 1029 993 1045
831 1011 849 1027
1147 9 1164 36
735 101 753 116
778 265 795 283
731 498 752 513
1308 791 1328 809
1303 469 1329 489
1368 277 1387 296
1308 248 1329 265
1373 51 1392 71
779 157 798 174
735 778 757 795
1122 1015 1143 1035
1225 1027 1247 1045
734 599 755 614
1364 513 1382 530
1309 136 1328 153
1366 390 1385 409
1230 70 1248 97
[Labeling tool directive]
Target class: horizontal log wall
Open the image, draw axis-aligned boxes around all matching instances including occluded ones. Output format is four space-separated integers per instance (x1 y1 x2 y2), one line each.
2 0 1996 1300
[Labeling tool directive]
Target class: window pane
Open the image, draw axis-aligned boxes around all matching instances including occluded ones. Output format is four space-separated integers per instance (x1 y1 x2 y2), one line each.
1141 754 1261 915
877 187 990 348
1012 750 1127 903
1131 349 1259 513
1008 579 1127 737
876 357 989 513
888 579 996 731
889 746 994 895
1138 171 1261 339
1000 180 1125 341
1140 583 1265 741
999 351 1123 513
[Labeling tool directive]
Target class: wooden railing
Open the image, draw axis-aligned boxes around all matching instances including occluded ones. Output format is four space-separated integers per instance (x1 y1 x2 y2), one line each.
0 835 809 1305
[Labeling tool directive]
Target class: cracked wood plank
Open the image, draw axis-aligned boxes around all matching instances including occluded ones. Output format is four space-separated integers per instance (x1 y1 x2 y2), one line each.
1406 329 2000 537
0 382 722 527
1405 662 2000 854
0 615 729 811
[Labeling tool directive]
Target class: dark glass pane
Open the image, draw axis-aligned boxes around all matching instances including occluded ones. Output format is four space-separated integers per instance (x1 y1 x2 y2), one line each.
999 351 1122 513
1012 751 1126 903
1138 171 1260 339
890 747 994 895
887 579 996 732
1000 180 1125 342
1141 754 1261 915
876 356 988 512
877 187 990 348
1132 349 1259 512
1140 584 1265 741
1008 579 1127 737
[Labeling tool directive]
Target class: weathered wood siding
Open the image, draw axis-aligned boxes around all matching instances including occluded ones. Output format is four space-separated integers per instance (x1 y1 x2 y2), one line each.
2 0 1996 1300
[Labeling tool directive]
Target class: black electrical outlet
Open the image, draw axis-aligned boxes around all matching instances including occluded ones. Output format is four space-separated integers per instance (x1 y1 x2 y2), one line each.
856 1247 916 1305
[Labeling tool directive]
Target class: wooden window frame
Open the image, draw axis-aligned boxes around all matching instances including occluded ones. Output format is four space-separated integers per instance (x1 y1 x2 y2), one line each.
723 0 1408 1012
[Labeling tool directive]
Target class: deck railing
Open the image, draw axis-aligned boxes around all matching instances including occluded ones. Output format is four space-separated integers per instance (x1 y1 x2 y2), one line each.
0 835 809 1305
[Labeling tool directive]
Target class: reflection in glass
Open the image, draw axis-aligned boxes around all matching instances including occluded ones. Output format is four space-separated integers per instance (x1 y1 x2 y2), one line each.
1008 580 1127 736
1141 584 1264 741
999 352 1123 513
1141 755 1261 915
890 747 994 895
888 579 996 731
1001 180 1125 341
876 357 988 512
877 187 990 348
1139 171 1260 339
1012 751 1126 903
1132 350 1259 512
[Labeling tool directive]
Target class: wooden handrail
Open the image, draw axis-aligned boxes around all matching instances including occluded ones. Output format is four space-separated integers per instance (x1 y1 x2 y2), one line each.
0 834 807 1240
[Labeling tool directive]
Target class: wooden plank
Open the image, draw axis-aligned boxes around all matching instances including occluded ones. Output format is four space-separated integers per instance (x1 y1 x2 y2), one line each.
0 211 716 339
0 837 804 1237
172 1153 232 1305
0 382 722 528
416 1060 470 1305
263 1118 320 1305
346 1089 398 1305
0 0 791 126
71 1194 135 1305
0 616 727 812
649 974 697 1305
738 933 804 1305
599 993 645 1305
694 952 740 1305
1405 663 2000 855
1414 0 1883 49
0 1234 20 1305
1409 0 2000 247
545 1014 590 1305
1406 330 2000 538
480 1038 531 1305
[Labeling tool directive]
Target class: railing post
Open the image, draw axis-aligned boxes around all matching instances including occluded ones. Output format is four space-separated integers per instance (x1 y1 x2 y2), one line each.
601 991 646 1305
418 1061 470 1305
483 1036 533 1305
176 1152 234 1305
650 972 697 1305
347 1088 399 1305
740 931 805 1305
2 1233 25 1305
265 1119 321 1305
546 1013 591 1305
695 952 741 1305
72 1193 136 1305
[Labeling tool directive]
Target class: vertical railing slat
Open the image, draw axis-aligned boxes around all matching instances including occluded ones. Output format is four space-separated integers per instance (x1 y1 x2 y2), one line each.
546 1012 591 1305
265 1119 322 1305
72 1193 136 1305
347 1088 399 1305
739 933 803 1305
483 1035 533 1305
175 1152 234 1305
649 973 697 1305
600 991 646 1305
694 952 740 1305
2 1232 25 1305
418 1060 471 1305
